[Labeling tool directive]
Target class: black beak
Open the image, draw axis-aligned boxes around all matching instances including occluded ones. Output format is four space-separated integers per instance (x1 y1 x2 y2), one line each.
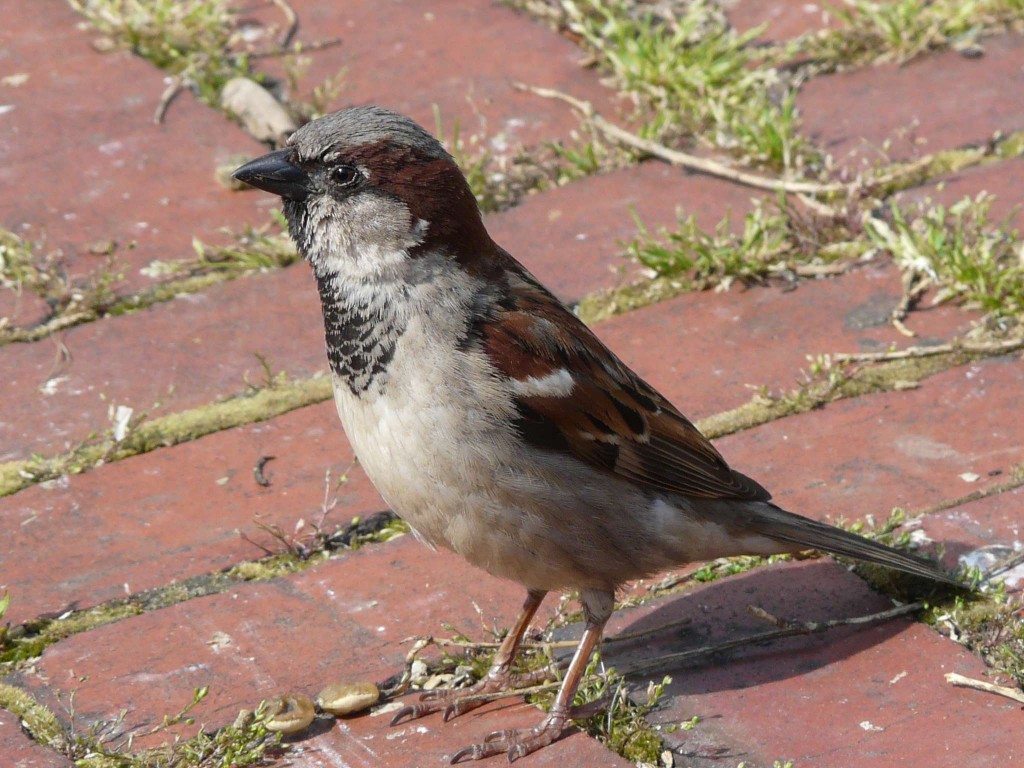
232 148 311 201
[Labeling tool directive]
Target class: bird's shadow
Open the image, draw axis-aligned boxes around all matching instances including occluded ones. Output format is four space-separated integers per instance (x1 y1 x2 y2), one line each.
582 552 966 697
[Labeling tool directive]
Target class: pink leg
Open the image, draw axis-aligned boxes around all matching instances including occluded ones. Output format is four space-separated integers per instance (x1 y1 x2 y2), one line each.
450 617 606 763
391 590 550 726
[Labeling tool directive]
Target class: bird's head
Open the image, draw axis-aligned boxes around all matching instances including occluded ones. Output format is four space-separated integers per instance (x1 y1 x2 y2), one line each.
233 106 491 280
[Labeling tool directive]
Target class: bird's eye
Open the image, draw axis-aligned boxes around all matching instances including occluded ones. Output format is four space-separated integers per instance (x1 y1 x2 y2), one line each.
330 164 362 187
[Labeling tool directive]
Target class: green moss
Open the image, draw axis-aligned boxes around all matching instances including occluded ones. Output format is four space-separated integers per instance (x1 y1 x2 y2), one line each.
1 512 404 671
927 588 1024 687
581 180 1024 328
575 664 672 764
227 554 305 582
67 0 248 107
694 343 997 441
1 218 297 347
1 681 284 768
0 683 68 752
0 374 333 497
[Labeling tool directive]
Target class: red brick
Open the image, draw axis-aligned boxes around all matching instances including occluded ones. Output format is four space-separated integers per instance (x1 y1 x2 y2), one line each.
594 261 973 420
247 0 622 151
13 536 626 766
896 157 1024 233
0 291 50 334
0 710 72 768
0 0 266 292
798 35 1024 173
487 161 764 300
725 0 838 40
0 265 326 463
601 560 1024 768
0 401 383 628
716 357 1024 522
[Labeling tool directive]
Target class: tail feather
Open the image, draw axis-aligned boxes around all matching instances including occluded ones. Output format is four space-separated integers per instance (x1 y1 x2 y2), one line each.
752 504 960 586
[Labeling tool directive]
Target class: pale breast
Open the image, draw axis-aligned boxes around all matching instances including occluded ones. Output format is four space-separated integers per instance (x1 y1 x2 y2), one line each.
331 311 519 543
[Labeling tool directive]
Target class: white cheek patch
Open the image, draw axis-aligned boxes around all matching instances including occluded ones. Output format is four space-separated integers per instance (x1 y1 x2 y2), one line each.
511 368 575 398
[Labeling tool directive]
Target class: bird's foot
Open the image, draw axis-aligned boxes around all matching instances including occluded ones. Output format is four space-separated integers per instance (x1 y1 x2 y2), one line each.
449 703 600 764
390 667 555 726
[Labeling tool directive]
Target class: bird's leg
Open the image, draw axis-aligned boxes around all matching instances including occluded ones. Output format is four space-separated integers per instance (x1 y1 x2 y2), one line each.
391 589 550 725
450 589 612 764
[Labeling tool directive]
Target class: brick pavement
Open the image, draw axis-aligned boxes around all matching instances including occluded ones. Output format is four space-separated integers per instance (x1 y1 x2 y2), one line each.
2 2 1023 767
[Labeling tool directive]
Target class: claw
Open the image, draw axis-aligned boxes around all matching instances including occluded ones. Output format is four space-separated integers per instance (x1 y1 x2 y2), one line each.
389 704 423 726
450 744 480 764
447 715 569 763
508 743 529 763
483 728 509 744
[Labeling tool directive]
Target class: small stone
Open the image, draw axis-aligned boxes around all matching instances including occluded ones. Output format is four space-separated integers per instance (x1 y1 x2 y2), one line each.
90 36 117 53
1 73 29 87
421 672 454 690
409 659 428 682
220 77 297 145
86 239 117 256
316 681 380 716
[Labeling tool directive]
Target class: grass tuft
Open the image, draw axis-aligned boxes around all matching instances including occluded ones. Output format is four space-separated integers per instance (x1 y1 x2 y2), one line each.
67 0 244 105
867 193 1024 319
798 0 1024 68
562 0 818 170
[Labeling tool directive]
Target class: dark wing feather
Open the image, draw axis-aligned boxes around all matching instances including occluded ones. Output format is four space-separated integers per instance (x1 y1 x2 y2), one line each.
480 257 770 503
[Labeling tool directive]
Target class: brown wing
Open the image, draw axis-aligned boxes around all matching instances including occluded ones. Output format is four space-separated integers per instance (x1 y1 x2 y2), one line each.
479 259 771 503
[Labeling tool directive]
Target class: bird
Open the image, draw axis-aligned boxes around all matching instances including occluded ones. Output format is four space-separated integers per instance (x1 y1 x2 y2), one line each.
233 106 958 763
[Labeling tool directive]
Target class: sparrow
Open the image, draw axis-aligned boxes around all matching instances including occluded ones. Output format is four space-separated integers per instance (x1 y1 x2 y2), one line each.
233 106 957 763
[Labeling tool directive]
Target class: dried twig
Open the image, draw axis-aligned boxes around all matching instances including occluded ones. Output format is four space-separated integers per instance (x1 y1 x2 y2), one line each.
946 672 1024 705
248 36 342 59
832 337 1024 363
516 83 847 197
987 550 1024 581
270 0 298 48
153 74 187 124
891 270 932 337
608 615 692 644
622 602 922 677
404 615 695 655
768 261 852 278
